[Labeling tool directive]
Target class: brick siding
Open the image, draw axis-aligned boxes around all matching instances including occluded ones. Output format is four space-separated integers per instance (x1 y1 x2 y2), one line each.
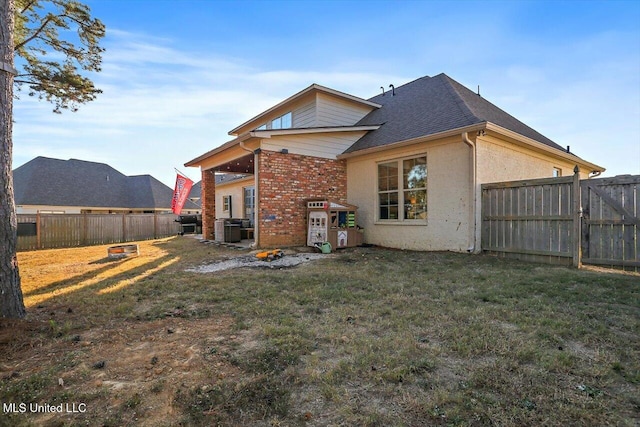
201 169 216 240
258 150 347 247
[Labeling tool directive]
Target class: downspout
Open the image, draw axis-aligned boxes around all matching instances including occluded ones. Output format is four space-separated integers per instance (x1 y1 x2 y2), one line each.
462 132 479 253
239 140 259 248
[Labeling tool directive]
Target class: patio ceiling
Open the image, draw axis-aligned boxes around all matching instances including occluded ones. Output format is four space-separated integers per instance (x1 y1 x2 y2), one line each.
212 153 254 174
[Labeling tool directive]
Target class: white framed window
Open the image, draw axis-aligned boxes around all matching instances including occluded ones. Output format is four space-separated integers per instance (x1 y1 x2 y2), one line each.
271 111 292 130
377 155 427 221
553 167 562 177
223 195 231 212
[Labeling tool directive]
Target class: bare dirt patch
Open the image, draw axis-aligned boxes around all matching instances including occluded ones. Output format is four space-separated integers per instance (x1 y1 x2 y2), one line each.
186 251 331 273
1 313 239 426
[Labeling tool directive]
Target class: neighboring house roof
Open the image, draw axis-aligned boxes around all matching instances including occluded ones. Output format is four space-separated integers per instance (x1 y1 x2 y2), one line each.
188 181 202 201
345 73 567 154
215 173 250 186
13 157 200 210
187 174 252 206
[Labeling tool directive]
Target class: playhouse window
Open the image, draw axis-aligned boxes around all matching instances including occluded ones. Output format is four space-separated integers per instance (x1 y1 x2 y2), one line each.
377 156 427 221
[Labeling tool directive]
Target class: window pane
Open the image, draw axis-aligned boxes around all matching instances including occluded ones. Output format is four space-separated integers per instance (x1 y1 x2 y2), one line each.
271 118 281 129
378 191 399 220
378 161 400 220
380 205 388 219
388 165 398 190
378 162 398 192
404 189 427 220
403 157 426 189
388 206 398 220
281 112 292 128
378 175 388 191
389 191 398 205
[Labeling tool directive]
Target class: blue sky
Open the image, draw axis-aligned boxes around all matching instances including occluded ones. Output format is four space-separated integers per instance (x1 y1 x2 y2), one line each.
13 0 640 187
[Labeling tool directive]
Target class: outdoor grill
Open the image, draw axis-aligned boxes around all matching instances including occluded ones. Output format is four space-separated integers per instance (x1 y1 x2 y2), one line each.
176 214 202 235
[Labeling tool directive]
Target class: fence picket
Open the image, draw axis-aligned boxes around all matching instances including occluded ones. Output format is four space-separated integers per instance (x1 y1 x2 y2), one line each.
17 213 181 251
482 174 640 271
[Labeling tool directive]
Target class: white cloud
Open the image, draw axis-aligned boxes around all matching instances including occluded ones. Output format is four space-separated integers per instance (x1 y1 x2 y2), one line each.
12 22 640 187
12 30 406 186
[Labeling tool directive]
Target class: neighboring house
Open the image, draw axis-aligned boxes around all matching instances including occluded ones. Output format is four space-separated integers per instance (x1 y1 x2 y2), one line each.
185 73 604 251
13 157 200 214
187 180 202 207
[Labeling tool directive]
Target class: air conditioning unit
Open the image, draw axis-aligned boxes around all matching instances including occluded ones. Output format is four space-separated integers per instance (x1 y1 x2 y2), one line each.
214 219 225 242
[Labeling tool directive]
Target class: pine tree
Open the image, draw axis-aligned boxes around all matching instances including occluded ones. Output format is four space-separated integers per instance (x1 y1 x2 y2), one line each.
1 0 104 318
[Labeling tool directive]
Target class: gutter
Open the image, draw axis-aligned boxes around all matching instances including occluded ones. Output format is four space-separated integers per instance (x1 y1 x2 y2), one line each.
462 131 479 254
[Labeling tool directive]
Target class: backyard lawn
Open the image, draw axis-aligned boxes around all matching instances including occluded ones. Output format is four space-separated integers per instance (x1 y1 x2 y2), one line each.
1 236 638 426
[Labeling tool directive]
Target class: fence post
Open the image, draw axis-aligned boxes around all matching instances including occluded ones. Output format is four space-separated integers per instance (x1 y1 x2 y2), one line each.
122 212 127 242
572 166 582 268
154 212 158 239
82 212 87 246
36 212 41 249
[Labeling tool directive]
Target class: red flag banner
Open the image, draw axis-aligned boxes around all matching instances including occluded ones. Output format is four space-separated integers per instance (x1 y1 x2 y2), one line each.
171 173 194 214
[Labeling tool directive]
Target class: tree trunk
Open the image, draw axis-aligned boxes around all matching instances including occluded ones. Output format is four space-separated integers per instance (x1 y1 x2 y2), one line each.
0 0 26 319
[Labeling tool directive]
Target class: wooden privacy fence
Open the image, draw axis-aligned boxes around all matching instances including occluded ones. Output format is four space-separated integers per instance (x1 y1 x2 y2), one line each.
581 175 640 269
482 171 639 271
16 213 181 251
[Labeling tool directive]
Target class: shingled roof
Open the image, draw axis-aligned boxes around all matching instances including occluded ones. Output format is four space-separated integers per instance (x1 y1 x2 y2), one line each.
344 73 565 154
13 157 199 210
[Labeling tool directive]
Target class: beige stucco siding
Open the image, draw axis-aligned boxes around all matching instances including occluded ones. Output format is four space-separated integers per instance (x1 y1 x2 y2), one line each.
261 132 368 159
316 93 374 127
346 137 472 251
476 135 590 183
214 177 254 219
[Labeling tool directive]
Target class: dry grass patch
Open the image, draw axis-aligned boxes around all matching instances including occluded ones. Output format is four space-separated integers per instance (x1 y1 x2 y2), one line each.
1 237 639 426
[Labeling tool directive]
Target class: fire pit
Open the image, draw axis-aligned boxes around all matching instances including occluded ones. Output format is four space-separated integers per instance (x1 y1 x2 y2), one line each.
107 244 139 259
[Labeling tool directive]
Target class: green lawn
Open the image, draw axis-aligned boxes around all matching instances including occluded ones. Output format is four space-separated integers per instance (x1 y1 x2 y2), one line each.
2 237 639 426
